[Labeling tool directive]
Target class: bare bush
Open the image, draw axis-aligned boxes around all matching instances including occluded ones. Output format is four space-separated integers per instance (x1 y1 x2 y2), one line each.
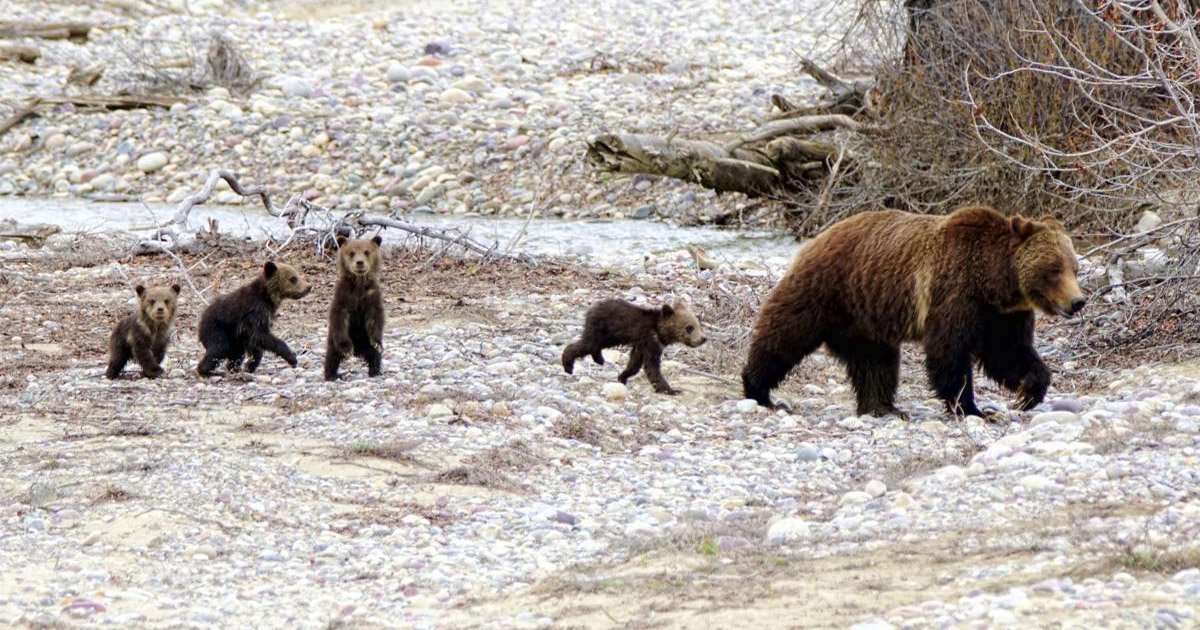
118 29 258 94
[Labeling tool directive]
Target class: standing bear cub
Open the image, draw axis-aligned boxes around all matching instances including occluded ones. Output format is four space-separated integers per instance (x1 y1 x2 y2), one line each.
562 299 706 395
106 283 180 379
742 206 1086 418
197 261 311 376
325 235 385 381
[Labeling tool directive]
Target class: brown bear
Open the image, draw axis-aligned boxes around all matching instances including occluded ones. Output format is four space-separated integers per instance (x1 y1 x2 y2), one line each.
106 283 180 379
742 206 1086 418
197 261 311 377
324 235 385 381
562 299 707 395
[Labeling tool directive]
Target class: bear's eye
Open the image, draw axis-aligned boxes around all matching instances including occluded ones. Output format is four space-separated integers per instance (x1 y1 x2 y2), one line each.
685 325 695 333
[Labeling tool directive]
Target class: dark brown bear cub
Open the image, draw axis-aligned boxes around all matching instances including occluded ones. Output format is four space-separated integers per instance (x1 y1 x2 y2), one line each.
197 261 311 376
325 235 385 381
106 284 180 379
562 299 706 395
742 206 1086 418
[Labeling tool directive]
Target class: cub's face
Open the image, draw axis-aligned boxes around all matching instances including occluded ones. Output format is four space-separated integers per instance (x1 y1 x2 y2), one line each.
264 261 312 300
137 284 181 324
337 235 382 278
1012 216 1086 318
661 302 707 347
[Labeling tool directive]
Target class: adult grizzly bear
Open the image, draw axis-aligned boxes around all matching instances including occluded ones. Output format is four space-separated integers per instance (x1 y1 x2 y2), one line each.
197 261 311 376
742 206 1086 418
324 235 385 381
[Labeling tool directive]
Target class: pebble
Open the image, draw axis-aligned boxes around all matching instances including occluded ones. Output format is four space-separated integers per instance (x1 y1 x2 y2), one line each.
136 152 169 173
601 382 627 402
766 518 810 544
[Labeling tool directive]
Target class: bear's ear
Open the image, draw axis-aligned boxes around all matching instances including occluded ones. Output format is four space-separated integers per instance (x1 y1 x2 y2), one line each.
135 285 145 297
371 235 383 246
1037 215 1064 230
335 234 348 247
661 303 675 317
1010 215 1038 240
171 284 182 295
264 261 278 278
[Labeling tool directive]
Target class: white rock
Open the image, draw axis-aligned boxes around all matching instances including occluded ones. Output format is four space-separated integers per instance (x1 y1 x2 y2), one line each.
734 399 758 413
280 76 315 98
427 403 454 419
865 480 887 498
601 382 627 402
838 416 864 430
1134 210 1162 233
1019 474 1057 491
766 518 810 544
840 491 873 505
136 152 169 173
439 88 473 104
1030 411 1078 426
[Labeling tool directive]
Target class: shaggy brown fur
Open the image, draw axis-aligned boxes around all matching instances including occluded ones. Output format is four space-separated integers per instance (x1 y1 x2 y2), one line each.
742 206 1086 417
325 235 385 381
197 261 312 376
106 284 180 379
562 299 707 395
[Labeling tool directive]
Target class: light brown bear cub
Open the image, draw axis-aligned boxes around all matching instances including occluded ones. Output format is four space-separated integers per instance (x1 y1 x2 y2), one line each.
562 299 706 395
106 283 180 379
325 235 385 381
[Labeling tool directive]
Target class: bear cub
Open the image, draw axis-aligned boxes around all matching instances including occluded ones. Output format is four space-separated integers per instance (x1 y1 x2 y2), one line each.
106 283 180 379
562 299 706 395
197 261 311 376
325 235 385 381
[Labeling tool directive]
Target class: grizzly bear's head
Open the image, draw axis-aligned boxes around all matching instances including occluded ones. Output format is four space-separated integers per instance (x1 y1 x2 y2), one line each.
336 235 383 278
658 300 707 347
263 261 312 302
136 283 181 326
1011 216 1086 318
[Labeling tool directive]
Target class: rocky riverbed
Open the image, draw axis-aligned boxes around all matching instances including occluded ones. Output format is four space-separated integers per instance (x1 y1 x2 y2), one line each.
1 238 1198 629
0 0 846 225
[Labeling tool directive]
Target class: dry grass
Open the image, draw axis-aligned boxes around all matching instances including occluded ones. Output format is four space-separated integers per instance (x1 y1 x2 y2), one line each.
550 417 607 448
346 440 419 463
1109 546 1200 575
431 440 542 491
878 447 971 491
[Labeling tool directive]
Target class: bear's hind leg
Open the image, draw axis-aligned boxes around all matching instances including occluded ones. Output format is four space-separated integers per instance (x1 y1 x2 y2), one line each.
827 335 904 418
617 346 644 384
742 318 823 408
106 343 131 380
561 341 592 374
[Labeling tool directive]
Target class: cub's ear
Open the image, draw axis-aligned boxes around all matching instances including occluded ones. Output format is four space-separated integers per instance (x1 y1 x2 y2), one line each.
264 261 278 277
135 285 146 297
371 235 383 246
1010 215 1038 240
171 284 182 295
661 303 675 317
335 234 348 247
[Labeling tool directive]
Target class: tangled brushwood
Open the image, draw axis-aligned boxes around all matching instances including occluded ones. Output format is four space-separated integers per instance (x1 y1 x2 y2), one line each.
589 0 1200 360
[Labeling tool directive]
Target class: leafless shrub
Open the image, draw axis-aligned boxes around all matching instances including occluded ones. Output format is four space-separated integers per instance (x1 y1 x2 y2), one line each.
430 440 541 490
118 29 258 94
346 440 419 463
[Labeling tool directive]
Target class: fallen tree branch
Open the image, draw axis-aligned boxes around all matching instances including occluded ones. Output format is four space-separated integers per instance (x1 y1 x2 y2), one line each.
0 97 41 137
0 44 39 62
0 20 99 41
587 133 781 195
723 114 861 153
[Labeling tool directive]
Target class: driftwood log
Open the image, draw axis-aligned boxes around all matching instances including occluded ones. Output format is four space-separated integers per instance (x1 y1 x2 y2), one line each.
0 94 182 138
0 44 39 63
0 20 99 41
586 60 875 199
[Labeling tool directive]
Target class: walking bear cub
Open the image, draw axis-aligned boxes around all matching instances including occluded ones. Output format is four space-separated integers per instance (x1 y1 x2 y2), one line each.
106 283 180 379
562 299 707 395
197 261 311 376
324 235 385 381
742 206 1087 418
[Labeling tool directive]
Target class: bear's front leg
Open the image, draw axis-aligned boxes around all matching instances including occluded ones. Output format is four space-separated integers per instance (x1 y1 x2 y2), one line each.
924 321 983 418
642 344 679 395
977 311 1050 411
132 339 163 379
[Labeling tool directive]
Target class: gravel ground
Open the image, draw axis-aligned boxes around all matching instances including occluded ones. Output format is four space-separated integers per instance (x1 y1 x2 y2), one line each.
2 0 1199 628
1 241 1198 629
0 0 848 225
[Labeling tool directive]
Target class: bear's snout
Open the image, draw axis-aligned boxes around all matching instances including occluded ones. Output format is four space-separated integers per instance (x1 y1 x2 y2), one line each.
1067 297 1087 317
